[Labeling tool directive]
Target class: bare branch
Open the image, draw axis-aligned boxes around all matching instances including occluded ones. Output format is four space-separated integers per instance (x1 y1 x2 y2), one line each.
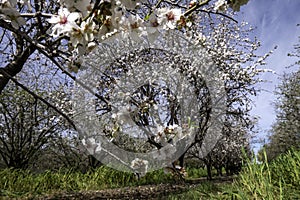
199 9 238 23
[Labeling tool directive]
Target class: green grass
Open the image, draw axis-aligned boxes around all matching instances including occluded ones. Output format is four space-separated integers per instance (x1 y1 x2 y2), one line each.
169 149 300 200
167 181 223 200
0 166 175 198
1 149 299 199
185 167 208 178
220 149 300 200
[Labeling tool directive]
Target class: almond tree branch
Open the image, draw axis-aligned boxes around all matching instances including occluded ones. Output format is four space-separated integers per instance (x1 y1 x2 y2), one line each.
184 0 210 16
0 44 36 93
199 9 238 23
0 69 76 129
0 19 109 105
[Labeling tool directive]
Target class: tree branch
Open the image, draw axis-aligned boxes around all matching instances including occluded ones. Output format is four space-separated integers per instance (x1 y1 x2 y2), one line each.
0 19 109 105
0 44 36 93
184 0 210 16
0 70 76 129
199 9 238 23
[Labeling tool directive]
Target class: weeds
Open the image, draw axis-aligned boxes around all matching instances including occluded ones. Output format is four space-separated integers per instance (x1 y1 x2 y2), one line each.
216 149 300 199
169 149 300 199
0 166 173 198
1 149 299 199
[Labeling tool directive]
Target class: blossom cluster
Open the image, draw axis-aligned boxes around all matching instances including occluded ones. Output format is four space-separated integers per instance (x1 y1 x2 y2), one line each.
50 0 187 71
0 0 233 72
48 0 186 56
130 158 149 176
0 0 27 29
154 124 187 145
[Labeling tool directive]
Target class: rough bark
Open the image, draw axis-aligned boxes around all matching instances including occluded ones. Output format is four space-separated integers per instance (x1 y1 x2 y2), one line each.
0 45 36 93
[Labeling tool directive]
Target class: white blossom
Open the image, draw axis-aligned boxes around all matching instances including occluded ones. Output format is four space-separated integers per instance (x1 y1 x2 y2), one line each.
157 8 182 30
117 0 144 10
145 13 161 43
69 17 97 53
154 125 167 144
120 14 144 31
130 158 149 176
48 8 80 37
214 0 228 11
119 14 146 41
111 5 125 29
58 0 91 17
0 1 25 29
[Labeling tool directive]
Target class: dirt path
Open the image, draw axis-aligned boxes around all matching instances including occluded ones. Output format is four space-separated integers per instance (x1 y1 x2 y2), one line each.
34 176 234 200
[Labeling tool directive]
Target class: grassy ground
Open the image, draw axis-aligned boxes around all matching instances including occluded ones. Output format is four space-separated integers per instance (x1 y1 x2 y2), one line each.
0 149 299 199
169 149 300 199
0 167 176 198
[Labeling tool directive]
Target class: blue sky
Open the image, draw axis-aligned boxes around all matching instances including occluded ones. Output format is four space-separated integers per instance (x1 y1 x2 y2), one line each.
237 0 300 151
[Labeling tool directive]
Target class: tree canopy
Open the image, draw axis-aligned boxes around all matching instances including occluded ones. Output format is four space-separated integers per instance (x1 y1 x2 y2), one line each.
0 0 272 175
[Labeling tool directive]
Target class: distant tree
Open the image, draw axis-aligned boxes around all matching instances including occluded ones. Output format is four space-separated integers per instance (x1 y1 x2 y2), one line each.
186 117 253 179
0 84 65 169
215 126 251 177
259 69 300 162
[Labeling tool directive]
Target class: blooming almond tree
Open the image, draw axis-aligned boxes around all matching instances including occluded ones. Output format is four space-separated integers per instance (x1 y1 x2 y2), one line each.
0 0 268 175
0 0 250 93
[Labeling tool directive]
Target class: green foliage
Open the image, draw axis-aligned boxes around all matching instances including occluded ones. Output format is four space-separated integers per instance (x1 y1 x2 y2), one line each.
0 166 175 198
269 149 300 191
220 149 300 199
1 150 299 199
169 149 300 199
185 167 207 178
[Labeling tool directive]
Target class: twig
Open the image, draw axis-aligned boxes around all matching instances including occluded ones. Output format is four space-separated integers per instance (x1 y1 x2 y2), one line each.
184 0 210 16
199 9 238 23
20 12 53 18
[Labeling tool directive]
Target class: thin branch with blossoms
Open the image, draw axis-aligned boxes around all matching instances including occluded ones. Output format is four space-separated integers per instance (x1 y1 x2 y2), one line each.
0 0 250 93
0 69 76 128
184 0 210 16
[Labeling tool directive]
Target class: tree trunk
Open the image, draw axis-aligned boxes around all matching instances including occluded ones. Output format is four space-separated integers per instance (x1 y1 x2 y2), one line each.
207 163 212 180
0 45 35 93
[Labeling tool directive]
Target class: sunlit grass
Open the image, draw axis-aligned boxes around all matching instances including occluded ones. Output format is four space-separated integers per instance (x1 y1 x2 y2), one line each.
1 149 299 199
185 167 207 178
170 149 300 199
220 149 300 199
0 166 175 198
